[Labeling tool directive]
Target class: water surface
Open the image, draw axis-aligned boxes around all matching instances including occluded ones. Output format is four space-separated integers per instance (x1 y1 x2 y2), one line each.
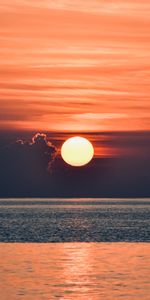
0 243 150 299
0 198 150 242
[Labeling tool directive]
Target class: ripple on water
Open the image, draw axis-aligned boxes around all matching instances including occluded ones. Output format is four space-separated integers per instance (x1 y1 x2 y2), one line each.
0 243 150 300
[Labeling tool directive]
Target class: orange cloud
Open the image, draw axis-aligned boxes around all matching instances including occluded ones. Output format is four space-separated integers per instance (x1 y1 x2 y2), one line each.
0 1 150 132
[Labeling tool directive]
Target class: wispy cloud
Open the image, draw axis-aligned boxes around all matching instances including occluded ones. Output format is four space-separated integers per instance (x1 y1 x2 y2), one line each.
1 1 150 16
0 0 150 131
74 113 128 120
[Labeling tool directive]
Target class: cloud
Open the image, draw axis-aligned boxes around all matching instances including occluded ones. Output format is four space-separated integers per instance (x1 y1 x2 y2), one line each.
74 113 128 120
16 132 57 168
0 0 150 132
1 1 150 17
0 133 57 196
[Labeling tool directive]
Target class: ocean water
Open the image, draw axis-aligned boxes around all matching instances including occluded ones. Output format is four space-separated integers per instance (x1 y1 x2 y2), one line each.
0 199 150 299
0 243 150 299
0 198 150 242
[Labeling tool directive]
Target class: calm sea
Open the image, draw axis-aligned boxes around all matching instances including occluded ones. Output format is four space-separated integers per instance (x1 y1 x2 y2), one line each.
0 198 150 242
0 199 150 299
0 243 150 299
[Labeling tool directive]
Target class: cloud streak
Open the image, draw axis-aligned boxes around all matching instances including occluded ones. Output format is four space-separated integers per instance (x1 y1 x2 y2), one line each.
0 0 150 131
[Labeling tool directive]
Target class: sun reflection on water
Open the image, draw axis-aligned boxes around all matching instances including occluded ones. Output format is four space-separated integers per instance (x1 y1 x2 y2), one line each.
0 243 150 299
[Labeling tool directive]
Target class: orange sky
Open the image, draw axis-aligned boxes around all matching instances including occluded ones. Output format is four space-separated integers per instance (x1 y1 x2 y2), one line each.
0 0 150 132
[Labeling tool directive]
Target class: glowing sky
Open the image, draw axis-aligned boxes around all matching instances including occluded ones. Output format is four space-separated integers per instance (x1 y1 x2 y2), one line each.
0 0 150 131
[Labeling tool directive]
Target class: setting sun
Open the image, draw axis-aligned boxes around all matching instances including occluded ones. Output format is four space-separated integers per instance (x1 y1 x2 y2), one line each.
61 136 94 167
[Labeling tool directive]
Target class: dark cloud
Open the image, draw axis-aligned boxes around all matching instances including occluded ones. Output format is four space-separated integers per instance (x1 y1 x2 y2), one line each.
0 133 57 197
31 133 57 167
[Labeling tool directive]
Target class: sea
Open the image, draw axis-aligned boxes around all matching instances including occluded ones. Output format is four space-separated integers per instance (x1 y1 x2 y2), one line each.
0 198 150 299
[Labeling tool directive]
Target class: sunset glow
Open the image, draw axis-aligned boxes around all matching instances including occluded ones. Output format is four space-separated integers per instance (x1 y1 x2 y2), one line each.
0 1 150 132
0 4 150 299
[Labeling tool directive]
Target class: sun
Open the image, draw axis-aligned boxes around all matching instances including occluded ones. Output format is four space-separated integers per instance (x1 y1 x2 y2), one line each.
61 136 94 167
